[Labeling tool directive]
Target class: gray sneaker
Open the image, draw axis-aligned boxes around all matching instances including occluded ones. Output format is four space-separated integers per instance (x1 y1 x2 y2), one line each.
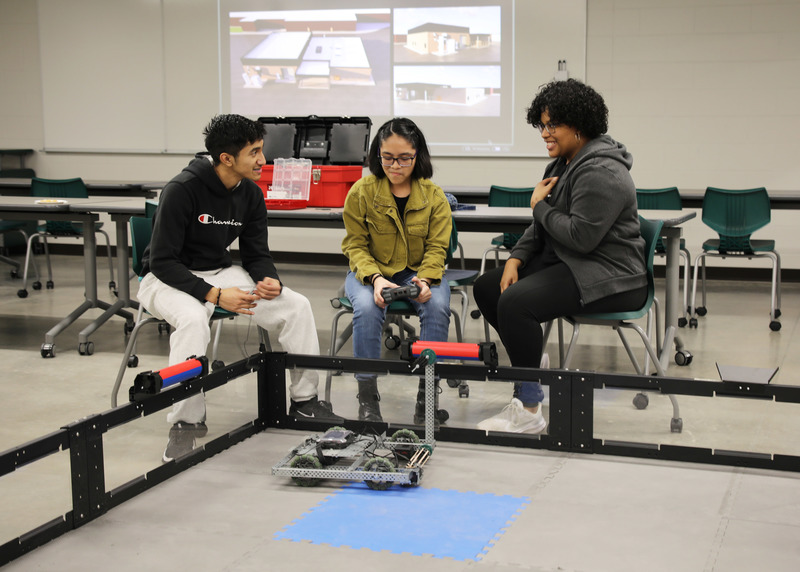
162 422 208 463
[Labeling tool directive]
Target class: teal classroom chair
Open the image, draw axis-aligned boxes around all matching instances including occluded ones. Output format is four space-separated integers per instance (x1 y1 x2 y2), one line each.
636 187 691 327
17 177 115 298
111 216 270 407
689 187 781 331
544 216 683 433
478 185 536 276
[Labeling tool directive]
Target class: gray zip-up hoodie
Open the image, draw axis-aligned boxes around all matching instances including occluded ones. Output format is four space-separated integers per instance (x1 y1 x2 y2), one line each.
510 135 646 305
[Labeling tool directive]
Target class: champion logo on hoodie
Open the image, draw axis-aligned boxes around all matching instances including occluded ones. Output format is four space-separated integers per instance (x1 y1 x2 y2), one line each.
198 214 243 226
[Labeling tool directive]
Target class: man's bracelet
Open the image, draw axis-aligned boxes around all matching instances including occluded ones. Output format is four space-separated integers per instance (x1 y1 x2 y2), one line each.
368 274 381 285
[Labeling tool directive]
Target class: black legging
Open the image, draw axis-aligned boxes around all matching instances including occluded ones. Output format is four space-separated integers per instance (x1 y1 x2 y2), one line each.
473 261 648 369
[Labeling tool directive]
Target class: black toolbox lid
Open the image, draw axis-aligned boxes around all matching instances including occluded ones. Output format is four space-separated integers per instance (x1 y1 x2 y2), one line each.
258 115 372 166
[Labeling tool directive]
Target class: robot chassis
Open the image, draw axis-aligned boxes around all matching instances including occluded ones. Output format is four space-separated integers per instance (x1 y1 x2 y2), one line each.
272 339 498 490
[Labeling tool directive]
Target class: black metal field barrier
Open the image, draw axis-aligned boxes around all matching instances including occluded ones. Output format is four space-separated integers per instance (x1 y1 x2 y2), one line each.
3 349 800 565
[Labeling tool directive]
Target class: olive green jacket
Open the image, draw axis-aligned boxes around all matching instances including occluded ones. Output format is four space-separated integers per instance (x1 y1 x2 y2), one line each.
342 174 452 285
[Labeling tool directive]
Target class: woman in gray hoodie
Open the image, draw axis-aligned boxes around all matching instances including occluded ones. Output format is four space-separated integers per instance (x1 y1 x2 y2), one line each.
473 79 647 434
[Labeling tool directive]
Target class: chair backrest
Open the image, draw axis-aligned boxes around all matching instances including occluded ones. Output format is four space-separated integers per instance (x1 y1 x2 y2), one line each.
130 216 153 277
32 177 90 234
702 187 770 252
636 187 682 210
31 177 89 199
636 187 681 252
488 185 535 248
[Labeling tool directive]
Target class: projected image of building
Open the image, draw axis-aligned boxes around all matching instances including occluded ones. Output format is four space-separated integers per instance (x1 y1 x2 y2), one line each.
405 23 492 56
234 12 384 89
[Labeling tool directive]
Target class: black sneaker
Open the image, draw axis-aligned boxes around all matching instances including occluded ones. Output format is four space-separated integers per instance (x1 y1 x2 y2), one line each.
162 422 208 463
290 396 345 423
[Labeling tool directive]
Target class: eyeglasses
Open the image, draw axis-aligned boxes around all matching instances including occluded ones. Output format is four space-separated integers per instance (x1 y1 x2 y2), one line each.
380 153 416 167
534 122 560 135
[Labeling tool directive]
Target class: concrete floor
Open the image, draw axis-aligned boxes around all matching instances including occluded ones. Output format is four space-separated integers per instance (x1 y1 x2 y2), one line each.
1 254 799 571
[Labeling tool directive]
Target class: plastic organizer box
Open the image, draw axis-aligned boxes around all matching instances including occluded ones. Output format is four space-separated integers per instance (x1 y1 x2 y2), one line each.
262 158 311 210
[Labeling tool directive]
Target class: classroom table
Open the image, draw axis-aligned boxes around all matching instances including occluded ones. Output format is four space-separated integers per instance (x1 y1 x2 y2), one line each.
0 196 145 357
0 178 159 198
443 185 800 209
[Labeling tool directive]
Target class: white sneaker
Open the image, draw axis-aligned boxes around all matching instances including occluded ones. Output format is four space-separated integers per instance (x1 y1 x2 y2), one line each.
477 398 547 434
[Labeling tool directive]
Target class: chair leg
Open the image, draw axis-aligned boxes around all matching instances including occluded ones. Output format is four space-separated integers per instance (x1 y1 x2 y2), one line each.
689 252 708 327
209 317 231 369
111 314 161 408
561 321 581 370
325 308 351 403
679 249 690 327
96 229 116 289
18 232 46 297
766 251 781 329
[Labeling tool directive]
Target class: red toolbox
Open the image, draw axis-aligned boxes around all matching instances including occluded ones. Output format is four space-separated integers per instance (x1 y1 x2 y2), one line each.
257 115 371 208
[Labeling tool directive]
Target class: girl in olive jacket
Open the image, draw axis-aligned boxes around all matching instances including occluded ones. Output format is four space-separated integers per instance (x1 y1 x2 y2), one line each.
341 118 452 424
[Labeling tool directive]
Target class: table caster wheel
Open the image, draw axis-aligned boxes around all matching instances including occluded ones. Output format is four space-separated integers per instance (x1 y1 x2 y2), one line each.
458 384 470 398
678 317 687 328
158 322 171 334
78 341 94 355
436 408 450 423
10 269 18 278
446 379 460 388
17 289 28 298
632 392 649 410
695 306 707 317
41 344 55 358
769 320 781 331
211 359 224 370
675 350 693 366
109 281 116 290
46 280 54 289
689 317 698 328
470 309 481 319
124 321 135 335
384 335 400 350
33 281 42 290
127 355 139 368
775 309 782 319
670 417 683 433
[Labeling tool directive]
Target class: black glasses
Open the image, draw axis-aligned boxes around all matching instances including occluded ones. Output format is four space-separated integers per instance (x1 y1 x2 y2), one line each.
534 122 560 135
380 153 416 167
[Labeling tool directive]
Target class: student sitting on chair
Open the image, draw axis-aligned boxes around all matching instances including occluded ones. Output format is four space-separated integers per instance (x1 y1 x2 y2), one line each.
341 118 452 424
137 114 343 463
473 79 648 434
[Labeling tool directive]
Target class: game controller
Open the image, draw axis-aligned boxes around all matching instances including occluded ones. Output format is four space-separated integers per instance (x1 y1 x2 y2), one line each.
381 284 421 303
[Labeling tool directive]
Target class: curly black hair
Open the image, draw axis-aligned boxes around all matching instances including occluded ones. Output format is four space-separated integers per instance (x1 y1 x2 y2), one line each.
526 79 608 139
367 117 433 180
203 114 265 165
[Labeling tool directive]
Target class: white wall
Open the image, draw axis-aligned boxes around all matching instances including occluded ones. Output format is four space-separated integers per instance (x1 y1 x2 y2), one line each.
2 0 799 269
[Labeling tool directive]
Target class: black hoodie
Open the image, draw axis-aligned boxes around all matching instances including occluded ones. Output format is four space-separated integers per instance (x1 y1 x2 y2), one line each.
141 155 279 302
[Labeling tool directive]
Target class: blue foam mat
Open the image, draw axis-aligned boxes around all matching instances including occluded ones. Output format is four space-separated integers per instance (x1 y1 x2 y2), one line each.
275 483 530 561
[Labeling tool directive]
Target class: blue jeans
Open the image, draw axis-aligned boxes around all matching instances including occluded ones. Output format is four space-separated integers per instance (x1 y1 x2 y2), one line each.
345 269 450 381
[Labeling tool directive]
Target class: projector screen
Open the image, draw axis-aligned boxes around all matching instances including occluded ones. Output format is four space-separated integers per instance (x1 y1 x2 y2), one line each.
219 0 586 158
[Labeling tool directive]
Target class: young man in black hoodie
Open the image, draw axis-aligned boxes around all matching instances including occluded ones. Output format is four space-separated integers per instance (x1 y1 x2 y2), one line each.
138 114 342 462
